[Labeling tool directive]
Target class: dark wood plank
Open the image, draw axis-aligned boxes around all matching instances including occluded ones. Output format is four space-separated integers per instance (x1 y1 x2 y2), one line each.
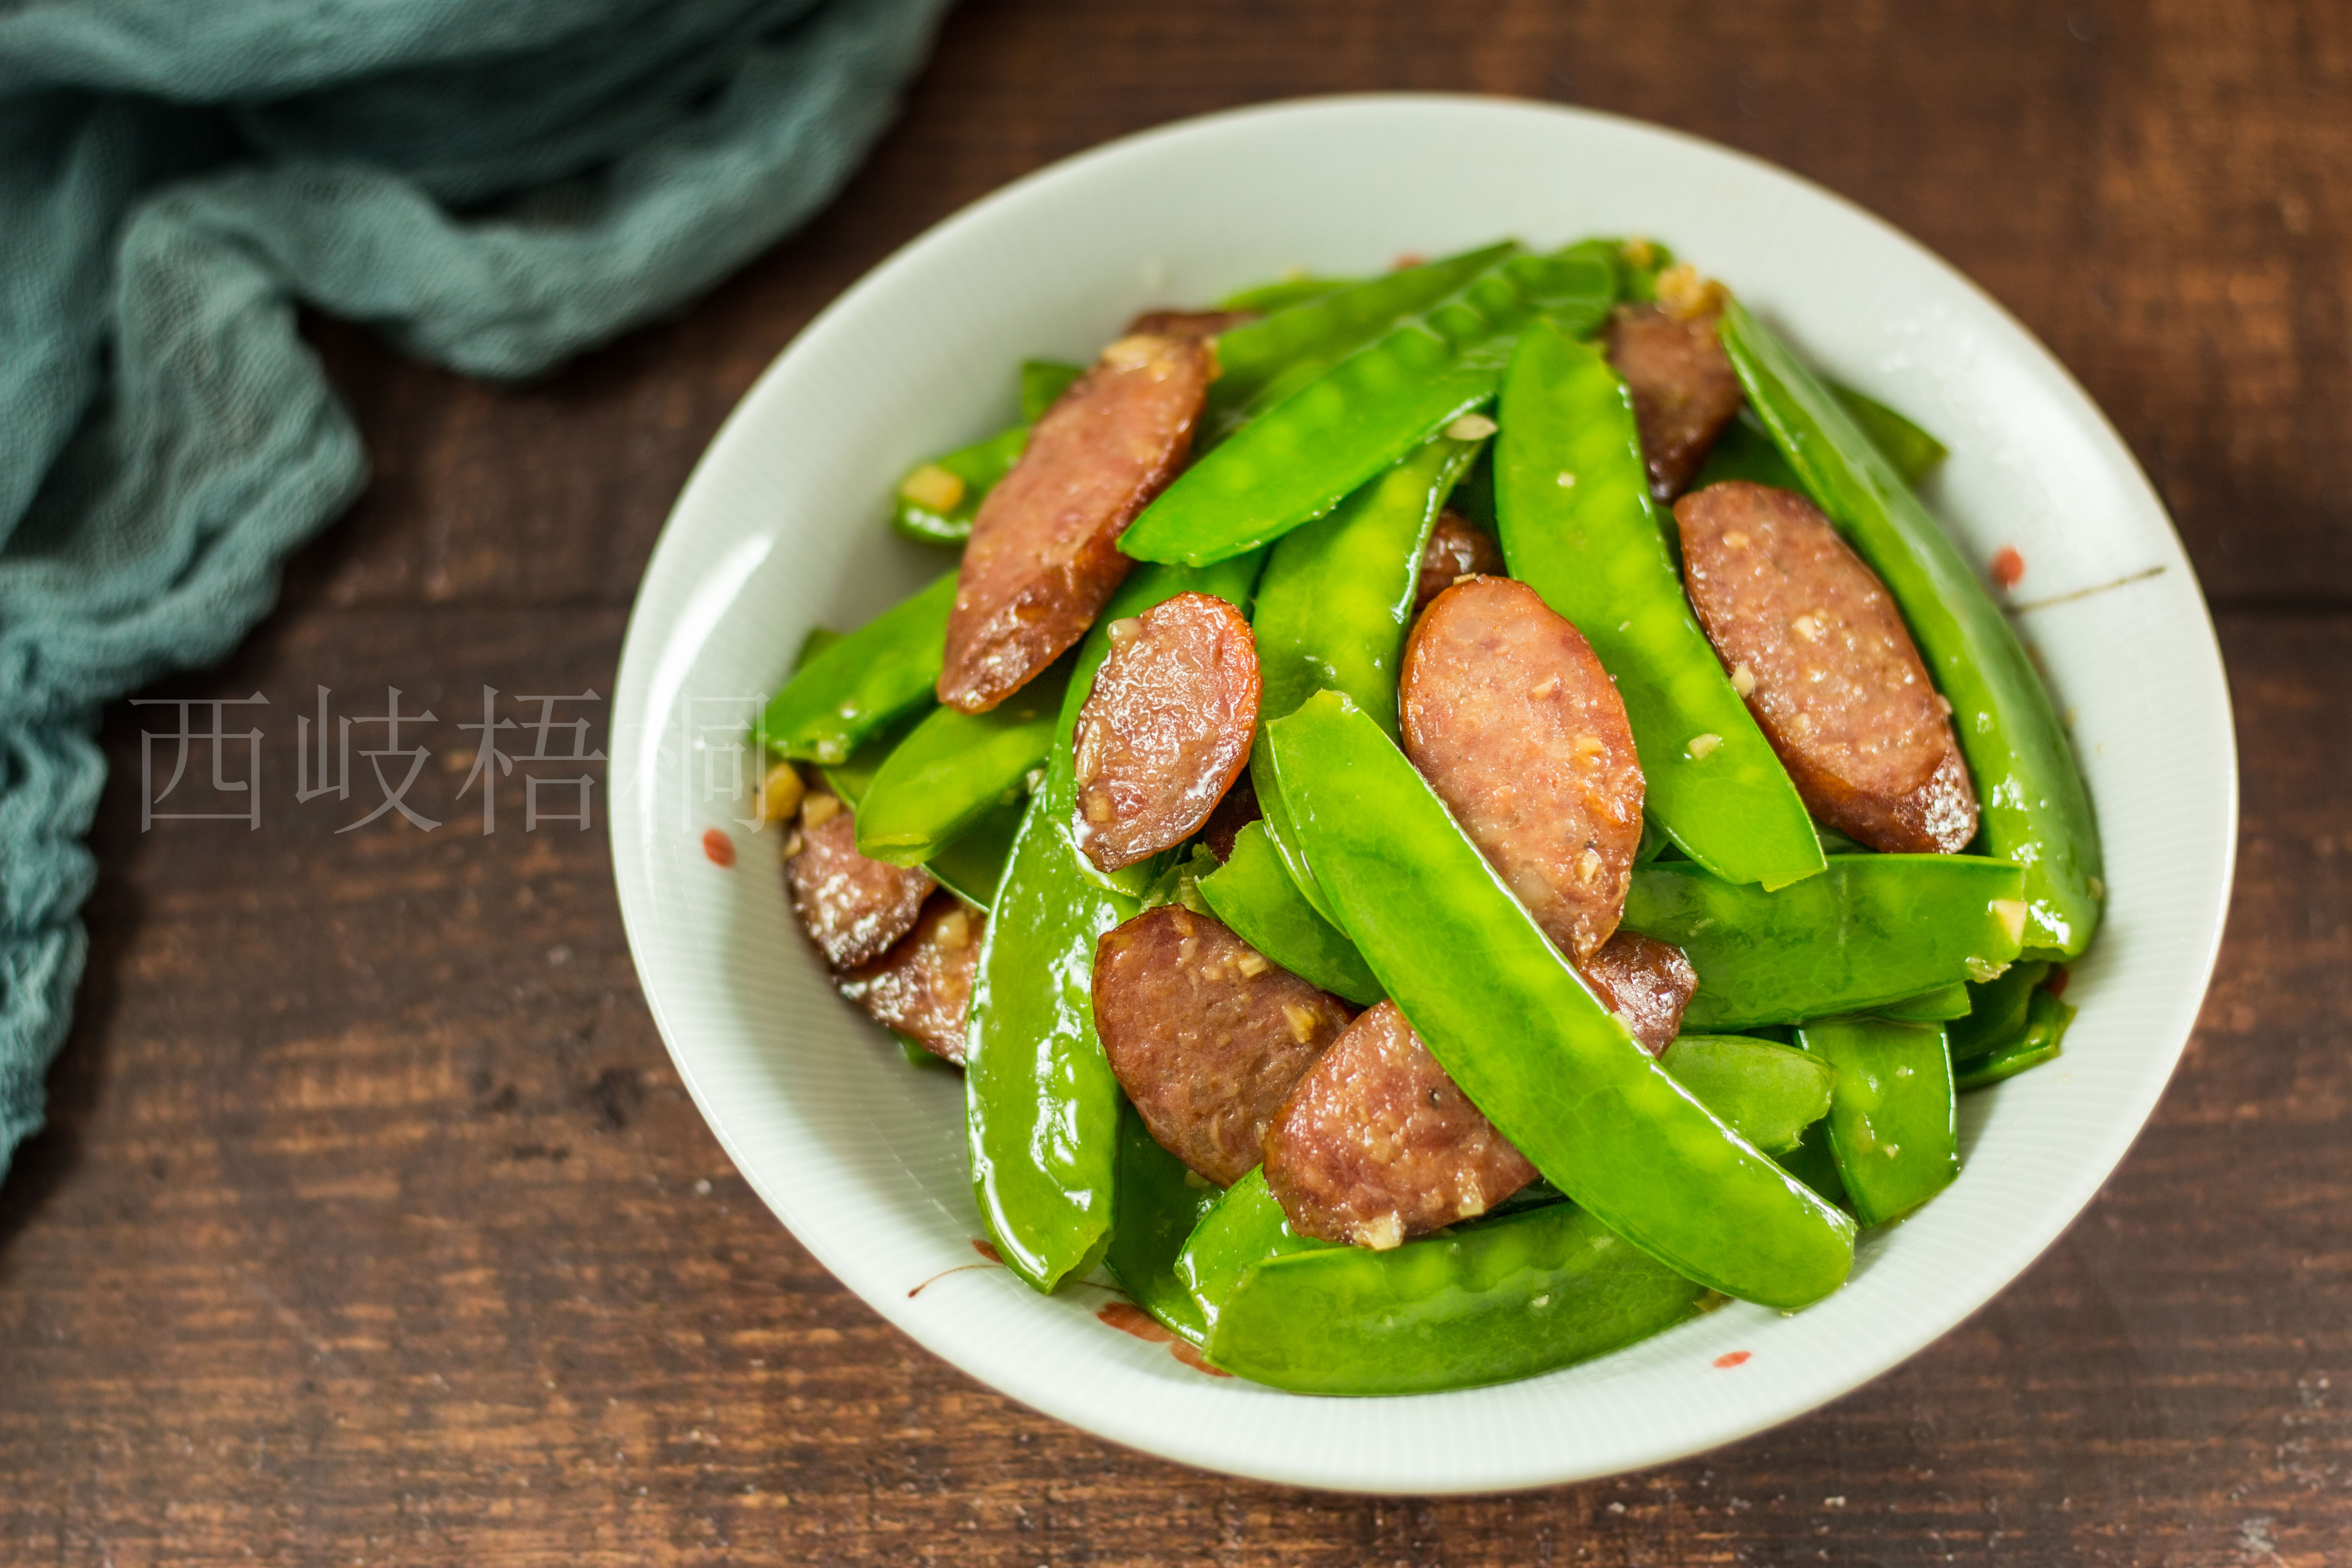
1 1 2346 1562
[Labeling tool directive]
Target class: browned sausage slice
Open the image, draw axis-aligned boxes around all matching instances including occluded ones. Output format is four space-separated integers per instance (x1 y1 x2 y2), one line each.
1605 299 1744 502
785 798 938 969
1200 772 1262 864
837 894 986 1064
1675 481 1979 854
1578 932 1698 1058
939 334 1213 713
1262 1000 1537 1250
1413 507 1507 613
1400 576 1646 962
1093 905 1352 1187
1126 309 1257 340
1070 591 1260 872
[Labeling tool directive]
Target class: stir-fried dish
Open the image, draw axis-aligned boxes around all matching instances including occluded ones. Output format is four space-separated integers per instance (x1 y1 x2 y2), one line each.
754 240 2100 1395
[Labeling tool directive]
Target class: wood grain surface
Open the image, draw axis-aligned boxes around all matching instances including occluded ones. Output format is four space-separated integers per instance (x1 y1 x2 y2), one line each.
3 2 2347 1562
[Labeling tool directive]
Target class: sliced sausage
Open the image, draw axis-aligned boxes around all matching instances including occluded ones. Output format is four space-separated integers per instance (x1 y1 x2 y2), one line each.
1071 592 1260 873
785 798 937 969
1200 772 1262 864
1413 508 1507 613
939 333 1213 714
1262 1001 1537 1250
1578 932 1698 1057
1400 576 1645 962
1675 481 1979 854
1605 300 1745 502
1093 905 1352 1187
838 894 986 1064
1126 309 1257 340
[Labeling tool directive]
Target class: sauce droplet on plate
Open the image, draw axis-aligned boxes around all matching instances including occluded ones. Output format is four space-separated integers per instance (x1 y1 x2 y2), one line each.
702 827 736 867
1713 1350 1752 1369
1991 546 2026 590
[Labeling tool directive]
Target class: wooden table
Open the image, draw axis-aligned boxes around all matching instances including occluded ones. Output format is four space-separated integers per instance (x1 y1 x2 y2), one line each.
3 3 2345 1561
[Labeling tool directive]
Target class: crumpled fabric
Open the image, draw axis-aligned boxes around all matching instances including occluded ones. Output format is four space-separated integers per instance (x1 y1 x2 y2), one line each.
0 0 955 1179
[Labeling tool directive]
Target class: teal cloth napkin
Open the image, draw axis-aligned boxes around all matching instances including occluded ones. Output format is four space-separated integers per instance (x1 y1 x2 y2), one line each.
0 0 953 1179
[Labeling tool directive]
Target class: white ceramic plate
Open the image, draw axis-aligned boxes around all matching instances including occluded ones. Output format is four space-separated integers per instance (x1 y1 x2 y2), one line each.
609 95 2235 1494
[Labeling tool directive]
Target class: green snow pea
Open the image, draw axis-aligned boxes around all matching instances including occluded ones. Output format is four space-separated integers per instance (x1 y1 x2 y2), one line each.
1102 1102 1223 1345
1122 251 1617 567
1254 430 1483 736
818 708 922 809
1217 274 1361 313
1720 300 2103 958
892 424 1027 547
1947 960 2052 1063
1206 242 1520 418
854 658 1070 867
1173 1167 1324 1336
965 557 1264 1292
1208 1199 1705 1395
1874 983 1973 1023
1778 1120 1847 1206
1623 856 2026 1030
924 798 1024 910
1833 384 1947 486
1195 822 1383 1005
1658 1035 1836 1155
1796 1016 1958 1226
889 361 1084 547
1262 691 1855 1308
760 571 956 764
964 787 1134 1291
1955 986 2073 1090
1020 358 1083 421
1692 409 1807 493
1496 322 1824 890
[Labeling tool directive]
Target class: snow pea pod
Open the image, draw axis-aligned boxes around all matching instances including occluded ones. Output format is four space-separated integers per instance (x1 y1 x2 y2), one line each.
1496 322 1824 890
964 786 1134 1291
1658 1035 1836 1155
1623 856 2026 1030
1102 1102 1223 1345
1254 430 1483 737
1122 251 1617 567
1955 986 2073 1090
760 571 956 764
965 557 1264 1292
1194 821 1383 1005
1262 691 1856 1308
1218 273 1360 313
1020 358 1083 421
1173 1167 1324 1336
1207 1199 1705 1396
924 798 1023 910
1692 410 1806 493
854 658 1069 867
1796 1016 1958 1226
1948 960 2051 1063
1874 983 1972 1023
817 708 922 809
892 424 1026 547
890 361 1084 547
1207 242 1520 416
1833 384 1947 486
1720 300 2103 958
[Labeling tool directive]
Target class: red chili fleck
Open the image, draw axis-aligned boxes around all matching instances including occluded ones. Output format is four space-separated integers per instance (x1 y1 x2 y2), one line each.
1713 1350 1752 1369
2045 965 2070 999
1391 251 1426 270
971 1238 1002 1264
1991 546 2026 590
701 827 736 867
